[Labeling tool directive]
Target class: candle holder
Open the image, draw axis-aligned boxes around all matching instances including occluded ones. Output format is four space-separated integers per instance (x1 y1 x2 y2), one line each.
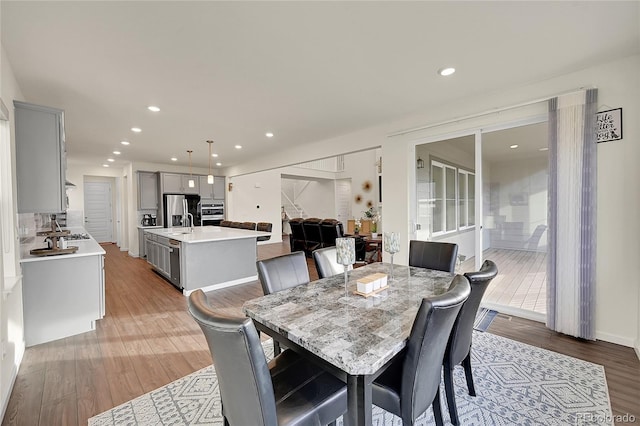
384 232 400 280
336 237 356 292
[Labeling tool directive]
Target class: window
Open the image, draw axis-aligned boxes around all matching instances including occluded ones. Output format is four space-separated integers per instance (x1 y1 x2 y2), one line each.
430 160 475 236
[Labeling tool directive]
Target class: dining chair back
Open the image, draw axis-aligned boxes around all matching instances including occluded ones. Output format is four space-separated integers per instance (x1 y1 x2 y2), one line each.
443 260 498 425
408 240 459 273
312 247 352 279
257 251 310 356
187 290 347 426
257 251 310 295
256 222 273 241
372 275 470 426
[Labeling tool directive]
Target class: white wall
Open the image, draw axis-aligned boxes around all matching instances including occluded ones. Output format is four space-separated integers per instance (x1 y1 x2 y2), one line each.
227 169 283 244
226 55 640 349
281 178 336 219
0 45 25 419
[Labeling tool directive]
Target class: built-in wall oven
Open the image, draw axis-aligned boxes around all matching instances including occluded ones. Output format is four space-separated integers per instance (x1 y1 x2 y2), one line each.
200 200 224 226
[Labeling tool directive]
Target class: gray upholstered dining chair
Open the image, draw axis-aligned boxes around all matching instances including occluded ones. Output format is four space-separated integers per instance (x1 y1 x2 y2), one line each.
256 251 310 354
187 290 347 426
312 247 352 279
372 275 471 426
408 240 459 273
443 259 498 426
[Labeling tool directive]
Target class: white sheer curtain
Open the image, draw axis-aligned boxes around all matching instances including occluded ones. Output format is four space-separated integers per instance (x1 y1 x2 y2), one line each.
547 89 597 339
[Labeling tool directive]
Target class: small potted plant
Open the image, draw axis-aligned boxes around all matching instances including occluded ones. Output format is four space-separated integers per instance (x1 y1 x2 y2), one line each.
363 207 380 238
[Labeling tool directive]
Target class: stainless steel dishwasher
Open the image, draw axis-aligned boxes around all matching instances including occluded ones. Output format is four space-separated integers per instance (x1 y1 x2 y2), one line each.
169 239 181 289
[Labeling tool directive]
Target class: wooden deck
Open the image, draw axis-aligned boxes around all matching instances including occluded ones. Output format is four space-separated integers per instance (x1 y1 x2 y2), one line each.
459 248 547 315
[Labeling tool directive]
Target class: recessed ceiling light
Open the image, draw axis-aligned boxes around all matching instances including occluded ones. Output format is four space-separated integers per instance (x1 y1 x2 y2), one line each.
216 162 222 166
265 132 274 138
107 158 115 162
211 153 219 157
171 157 178 161
147 106 160 112
131 127 142 133
510 144 519 149
113 151 121 155
235 145 242 149
102 164 109 168
539 147 549 151
438 67 456 76
121 141 130 145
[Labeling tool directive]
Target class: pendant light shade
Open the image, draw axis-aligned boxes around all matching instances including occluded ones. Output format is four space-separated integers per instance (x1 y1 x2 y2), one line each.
187 150 195 187
206 140 215 185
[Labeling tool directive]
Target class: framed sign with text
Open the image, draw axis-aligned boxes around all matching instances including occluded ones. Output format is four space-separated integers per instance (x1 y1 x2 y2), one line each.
596 108 622 143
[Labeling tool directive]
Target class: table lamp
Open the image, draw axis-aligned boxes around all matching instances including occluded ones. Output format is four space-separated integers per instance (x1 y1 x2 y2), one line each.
336 237 356 291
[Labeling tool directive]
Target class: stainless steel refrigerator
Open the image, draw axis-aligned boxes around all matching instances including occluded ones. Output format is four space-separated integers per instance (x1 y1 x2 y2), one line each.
163 194 200 227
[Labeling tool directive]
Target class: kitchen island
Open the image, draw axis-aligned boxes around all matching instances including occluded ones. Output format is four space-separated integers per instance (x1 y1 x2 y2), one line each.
20 229 105 347
143 226 269 295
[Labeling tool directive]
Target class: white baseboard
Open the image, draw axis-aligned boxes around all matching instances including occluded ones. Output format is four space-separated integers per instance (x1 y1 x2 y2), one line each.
594 330 635 348
1 341 25 422
182 275 258 296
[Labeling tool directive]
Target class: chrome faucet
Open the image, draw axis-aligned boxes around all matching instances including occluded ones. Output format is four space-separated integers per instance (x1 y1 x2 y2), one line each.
187 212 194 233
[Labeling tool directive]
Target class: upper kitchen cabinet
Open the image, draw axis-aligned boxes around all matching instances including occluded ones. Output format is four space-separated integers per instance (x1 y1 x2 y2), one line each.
137 171 158 210
14 101 66 213
198 175 226 200
160 172 199 195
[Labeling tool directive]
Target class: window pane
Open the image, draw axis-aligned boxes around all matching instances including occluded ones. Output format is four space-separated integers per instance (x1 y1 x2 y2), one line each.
468 174 475 226
446 200 456 231
445 167 456 200
458 172 467 227
433 200 443 233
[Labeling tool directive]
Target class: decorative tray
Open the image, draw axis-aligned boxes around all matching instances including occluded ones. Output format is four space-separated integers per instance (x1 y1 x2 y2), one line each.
354 285 389 298
29 246 79 256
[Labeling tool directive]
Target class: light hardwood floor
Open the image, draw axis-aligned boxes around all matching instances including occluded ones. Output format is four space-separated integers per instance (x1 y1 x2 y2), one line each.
2 242 639 425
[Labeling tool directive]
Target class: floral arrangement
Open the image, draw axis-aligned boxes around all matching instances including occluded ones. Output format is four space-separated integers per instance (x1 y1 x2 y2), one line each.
354 218 362 234
363 207 380 233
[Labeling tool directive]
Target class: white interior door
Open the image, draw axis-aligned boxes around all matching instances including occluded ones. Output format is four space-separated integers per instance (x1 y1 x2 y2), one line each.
335 179 351 225
84 181 113 242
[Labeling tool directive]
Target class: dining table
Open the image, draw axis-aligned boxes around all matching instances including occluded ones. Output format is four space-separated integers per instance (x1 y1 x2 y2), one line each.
242 262 455 426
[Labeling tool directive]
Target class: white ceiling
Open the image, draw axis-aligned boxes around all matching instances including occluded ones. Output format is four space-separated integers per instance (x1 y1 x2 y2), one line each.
2 1 638 170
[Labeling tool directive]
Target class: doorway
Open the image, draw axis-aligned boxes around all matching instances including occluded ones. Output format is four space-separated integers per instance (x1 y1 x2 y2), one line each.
84 179 114 243
413 120 548 319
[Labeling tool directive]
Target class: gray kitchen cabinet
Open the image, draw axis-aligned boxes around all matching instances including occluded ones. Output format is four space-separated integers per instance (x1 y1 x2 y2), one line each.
138 228 146 258
14 101 66 213
213 176 225 199
199 175 226 199
161 172 199 194
137 171 158 210
145 232 172 279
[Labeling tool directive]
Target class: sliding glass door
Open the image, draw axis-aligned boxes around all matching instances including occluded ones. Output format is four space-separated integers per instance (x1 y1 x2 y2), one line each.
412 119 549 318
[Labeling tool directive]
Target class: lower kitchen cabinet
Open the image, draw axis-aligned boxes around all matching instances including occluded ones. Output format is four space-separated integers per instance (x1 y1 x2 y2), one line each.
22 253 105 347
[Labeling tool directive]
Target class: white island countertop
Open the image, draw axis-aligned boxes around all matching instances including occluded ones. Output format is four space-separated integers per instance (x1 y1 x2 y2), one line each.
144 226 269 244
20 227 105 263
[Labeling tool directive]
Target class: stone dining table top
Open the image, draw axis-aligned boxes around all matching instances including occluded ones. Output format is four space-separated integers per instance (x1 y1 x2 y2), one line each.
243 262 455 375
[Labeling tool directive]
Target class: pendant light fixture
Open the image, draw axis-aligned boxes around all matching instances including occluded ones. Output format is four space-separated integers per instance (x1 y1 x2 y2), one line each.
206 140 215 184
187 150 195 188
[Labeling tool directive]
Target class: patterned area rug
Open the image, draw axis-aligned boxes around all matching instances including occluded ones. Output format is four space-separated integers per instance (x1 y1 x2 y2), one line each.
90 332 612 426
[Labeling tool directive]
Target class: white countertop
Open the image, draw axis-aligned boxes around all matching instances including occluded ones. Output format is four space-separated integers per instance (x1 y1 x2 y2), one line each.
20 227 106 263
144 225 269 244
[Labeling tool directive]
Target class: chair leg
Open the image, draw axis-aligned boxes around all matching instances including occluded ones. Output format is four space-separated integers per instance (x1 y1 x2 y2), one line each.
273 340 282 356
462 352 476 396
444 367 459 426
432 387 444 426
